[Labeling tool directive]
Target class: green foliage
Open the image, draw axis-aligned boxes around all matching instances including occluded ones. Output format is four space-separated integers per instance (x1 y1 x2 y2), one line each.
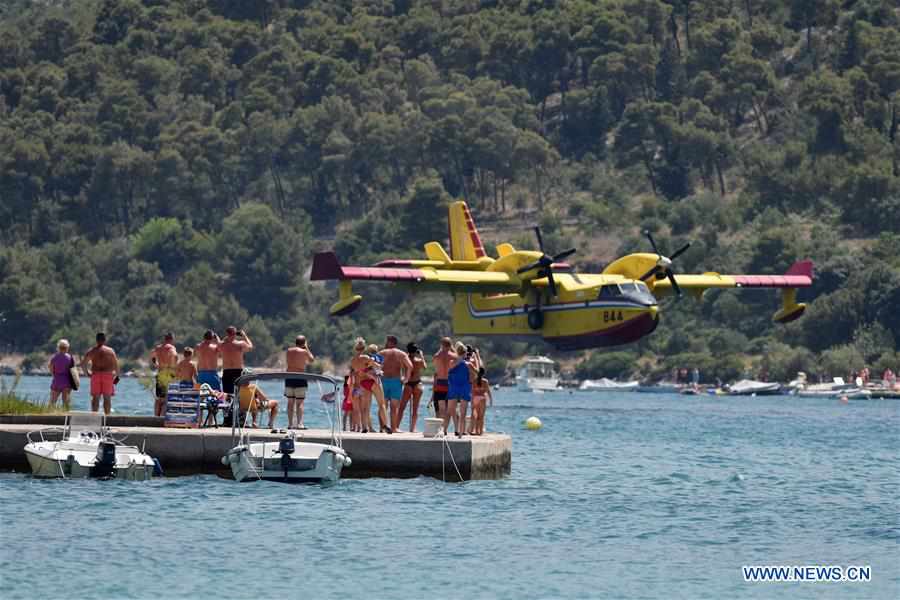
0 0 896 379
1 373 54 415
574 351 638 380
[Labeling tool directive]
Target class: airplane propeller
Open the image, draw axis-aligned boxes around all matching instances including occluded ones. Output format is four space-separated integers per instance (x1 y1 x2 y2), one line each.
517 226 576 297
639 231 690 297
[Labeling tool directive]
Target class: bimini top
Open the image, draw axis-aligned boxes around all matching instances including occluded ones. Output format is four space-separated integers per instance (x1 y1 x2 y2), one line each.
234 371 339 388
522 356 556 365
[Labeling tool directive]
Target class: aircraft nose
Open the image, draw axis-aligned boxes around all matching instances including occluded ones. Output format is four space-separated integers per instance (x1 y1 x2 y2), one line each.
647 305 659 319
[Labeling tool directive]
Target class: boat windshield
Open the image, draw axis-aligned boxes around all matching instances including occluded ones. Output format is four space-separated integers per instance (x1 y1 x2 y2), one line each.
527 362 557 378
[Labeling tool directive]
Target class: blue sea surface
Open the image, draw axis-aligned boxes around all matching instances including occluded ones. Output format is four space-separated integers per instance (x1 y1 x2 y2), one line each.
2 376 898 599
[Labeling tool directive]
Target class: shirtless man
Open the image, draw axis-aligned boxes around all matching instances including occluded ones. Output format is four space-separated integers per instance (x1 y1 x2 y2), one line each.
195 330 222 391
175 347 198 386
81 332 119 415
285 335 315 429
379 335 413 432
220 326 253 394
150 332 179 417
431 337 453 419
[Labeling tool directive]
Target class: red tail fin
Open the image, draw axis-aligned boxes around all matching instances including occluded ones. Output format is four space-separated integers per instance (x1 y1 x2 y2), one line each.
785 260 814 279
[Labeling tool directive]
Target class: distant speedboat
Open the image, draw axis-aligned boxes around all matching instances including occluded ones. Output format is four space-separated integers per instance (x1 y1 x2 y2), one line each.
221 372 351 485
24 412 159 480
516 356 560 392
578 378 639 391
726 380 782 396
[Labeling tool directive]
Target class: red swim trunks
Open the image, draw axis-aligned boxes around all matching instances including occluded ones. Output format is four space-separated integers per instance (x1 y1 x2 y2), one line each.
90 372 116 396
360 379 375 392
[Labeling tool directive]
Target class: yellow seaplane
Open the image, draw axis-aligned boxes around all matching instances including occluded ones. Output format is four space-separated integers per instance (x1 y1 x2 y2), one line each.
311 202 813 350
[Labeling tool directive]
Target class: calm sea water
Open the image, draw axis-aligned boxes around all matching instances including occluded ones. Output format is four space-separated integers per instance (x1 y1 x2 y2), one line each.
2 376 898 599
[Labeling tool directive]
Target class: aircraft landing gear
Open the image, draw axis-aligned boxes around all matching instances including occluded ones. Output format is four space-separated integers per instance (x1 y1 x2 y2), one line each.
527 309 544 330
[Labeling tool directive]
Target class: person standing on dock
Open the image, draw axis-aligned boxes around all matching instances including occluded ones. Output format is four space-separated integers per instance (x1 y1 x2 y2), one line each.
81 332 119 415
150 332 178 417
443 342 475 437
48 339 75 410
400 342 427 432
380 335 413 433
431 337 453 419
221 326 253 395
285 335 315 429
195 330 222 391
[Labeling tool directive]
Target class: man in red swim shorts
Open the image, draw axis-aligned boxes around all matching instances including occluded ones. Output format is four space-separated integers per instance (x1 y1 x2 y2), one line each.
81 332 120 415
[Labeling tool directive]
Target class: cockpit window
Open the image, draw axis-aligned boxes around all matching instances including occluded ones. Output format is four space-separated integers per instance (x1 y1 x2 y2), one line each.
619 283 638 294
598 284 621 298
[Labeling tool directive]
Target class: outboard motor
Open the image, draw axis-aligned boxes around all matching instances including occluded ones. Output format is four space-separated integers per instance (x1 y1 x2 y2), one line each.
91 441 117 478
278 436 295 481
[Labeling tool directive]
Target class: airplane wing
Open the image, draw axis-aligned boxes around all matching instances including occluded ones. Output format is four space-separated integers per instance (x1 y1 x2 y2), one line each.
311 252 521 293
652 260 814 292
652 260 814 323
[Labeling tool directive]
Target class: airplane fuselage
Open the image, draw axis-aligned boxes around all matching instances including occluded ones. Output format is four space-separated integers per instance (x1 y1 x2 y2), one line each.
452 276 660 350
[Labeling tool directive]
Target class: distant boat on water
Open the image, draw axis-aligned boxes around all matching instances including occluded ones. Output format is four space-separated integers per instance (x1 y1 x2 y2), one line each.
725 380 782 396
578 378 639 392
516 356 560 392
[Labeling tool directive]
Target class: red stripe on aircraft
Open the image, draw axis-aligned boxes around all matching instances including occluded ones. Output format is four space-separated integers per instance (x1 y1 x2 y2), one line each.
732 275 811 287
340 266 424 281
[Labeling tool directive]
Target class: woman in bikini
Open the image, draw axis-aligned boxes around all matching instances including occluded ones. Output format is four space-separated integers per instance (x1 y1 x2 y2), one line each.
399 342 427 432
470 367 493 435
350 338 375 432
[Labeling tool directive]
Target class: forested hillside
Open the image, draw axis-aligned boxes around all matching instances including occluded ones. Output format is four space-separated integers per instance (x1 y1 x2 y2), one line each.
1 0 899 381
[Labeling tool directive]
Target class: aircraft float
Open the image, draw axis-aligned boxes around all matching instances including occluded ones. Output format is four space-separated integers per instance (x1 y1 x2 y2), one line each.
311 202 813 350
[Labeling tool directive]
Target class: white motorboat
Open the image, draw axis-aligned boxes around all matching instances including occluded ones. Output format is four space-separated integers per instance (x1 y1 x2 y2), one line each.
794 385 871 399
578 378 639 391
221 372 351 484
792 377 867 398
516 356 560 392
24 412 159 480
726 380 782 396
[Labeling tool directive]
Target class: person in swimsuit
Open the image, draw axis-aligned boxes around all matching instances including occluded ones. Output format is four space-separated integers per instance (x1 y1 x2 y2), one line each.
432 337 453 419
81 332 119 415
443 342 475 436
195 330 222 391
220 326 253 394
150 332 179 417
341 375 353 431
366 343 392 433
399 342 427 432
350 338 389 433
48 339 75 410
379 335 413 433
285 335 315 429
175 347 197 386
470 366 493 435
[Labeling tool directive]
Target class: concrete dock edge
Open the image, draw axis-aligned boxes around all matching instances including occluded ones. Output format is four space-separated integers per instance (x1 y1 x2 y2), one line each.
0 424 512 482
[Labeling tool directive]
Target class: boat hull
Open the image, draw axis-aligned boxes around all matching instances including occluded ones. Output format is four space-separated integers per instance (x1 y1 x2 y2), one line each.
516 377 560 392
24 443 156 480
224 442 350 485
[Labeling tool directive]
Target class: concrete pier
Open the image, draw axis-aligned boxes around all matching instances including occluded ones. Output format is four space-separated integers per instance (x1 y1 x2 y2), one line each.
0 423 511 481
